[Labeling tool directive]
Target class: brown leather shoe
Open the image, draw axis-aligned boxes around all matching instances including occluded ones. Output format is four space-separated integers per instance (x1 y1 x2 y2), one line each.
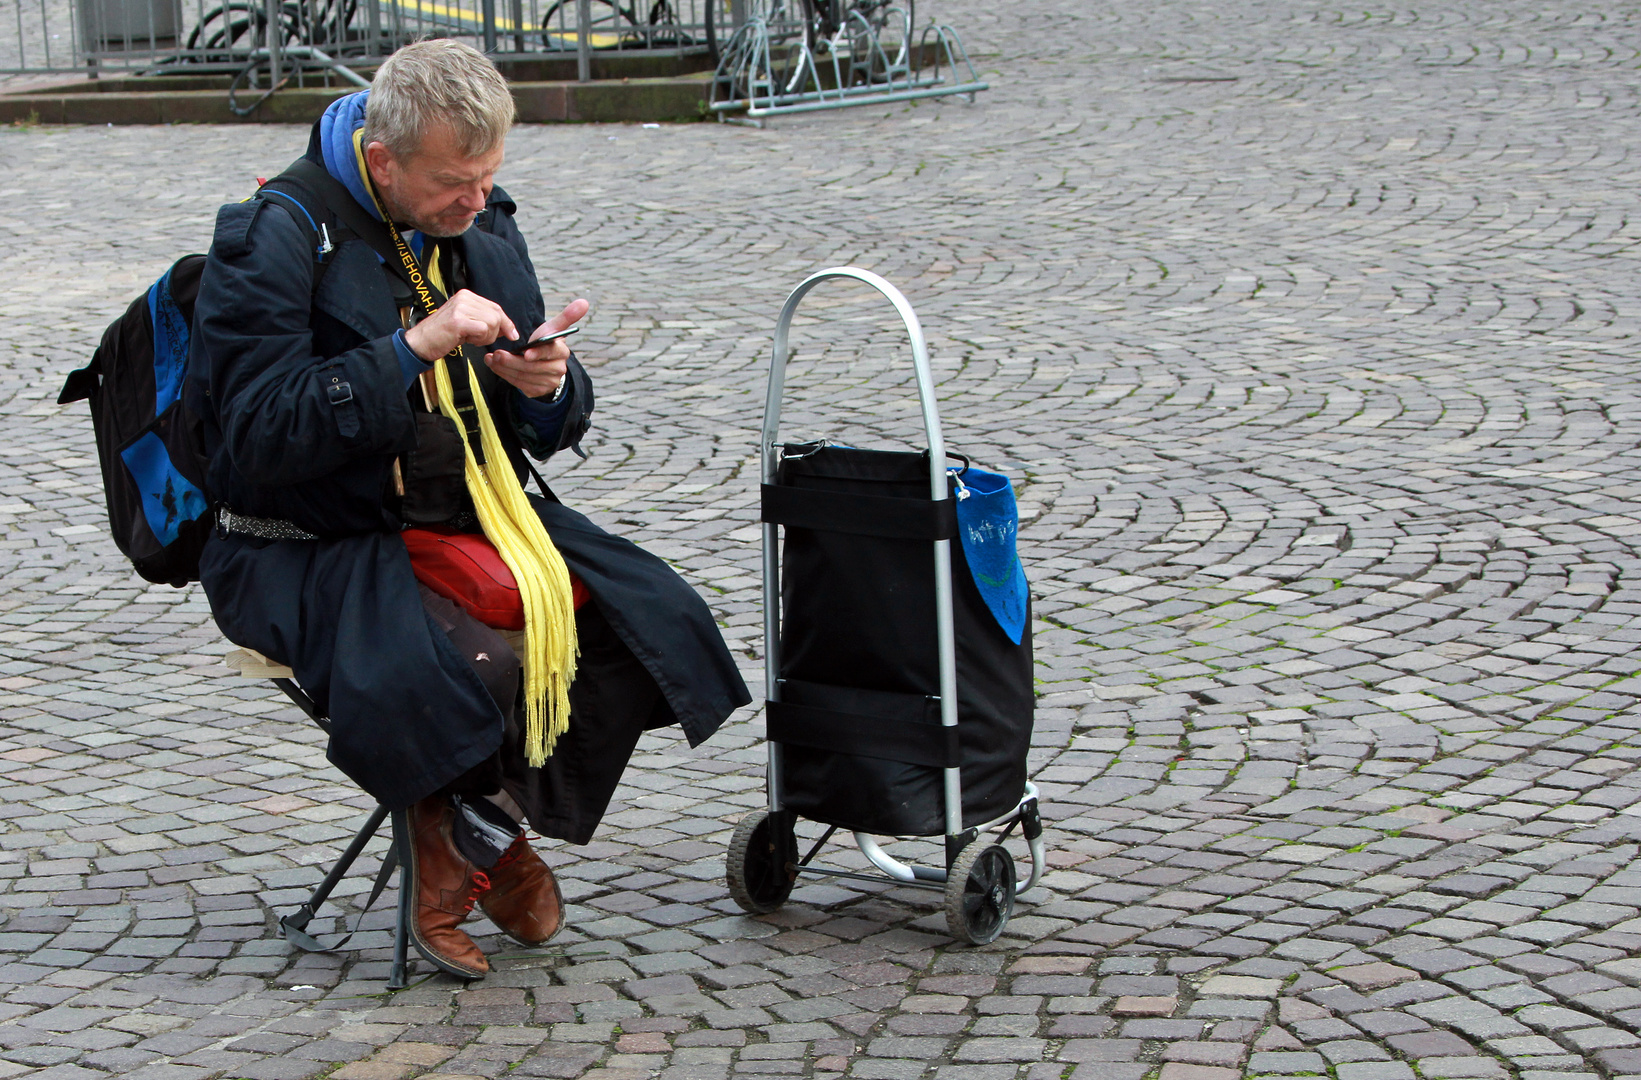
406 795 491 979
480 834 564 947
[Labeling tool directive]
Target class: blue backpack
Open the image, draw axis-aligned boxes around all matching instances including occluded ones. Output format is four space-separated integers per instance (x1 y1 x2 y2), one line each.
58 256 214 586
57 172 339 586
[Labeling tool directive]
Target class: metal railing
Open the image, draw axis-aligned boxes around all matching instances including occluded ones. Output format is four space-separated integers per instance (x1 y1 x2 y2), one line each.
1 0 715 77
3 0 988 115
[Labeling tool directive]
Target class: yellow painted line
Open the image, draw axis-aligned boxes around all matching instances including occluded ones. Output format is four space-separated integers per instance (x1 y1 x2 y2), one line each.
544 31 629 46
382 0 523 31
379 0 632 45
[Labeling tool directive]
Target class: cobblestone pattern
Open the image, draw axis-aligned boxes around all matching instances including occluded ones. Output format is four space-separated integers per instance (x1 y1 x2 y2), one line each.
4 0 1641 1078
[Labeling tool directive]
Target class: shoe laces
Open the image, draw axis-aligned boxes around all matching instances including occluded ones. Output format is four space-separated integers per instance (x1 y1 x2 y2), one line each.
494 833 537 869
463 869 491 912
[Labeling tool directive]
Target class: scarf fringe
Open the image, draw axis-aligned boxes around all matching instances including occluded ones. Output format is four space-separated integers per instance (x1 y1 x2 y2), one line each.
433 356 578 767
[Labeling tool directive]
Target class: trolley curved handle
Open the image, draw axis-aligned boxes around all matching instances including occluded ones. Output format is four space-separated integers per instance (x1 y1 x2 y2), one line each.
760 267 965 841
761 267 947 499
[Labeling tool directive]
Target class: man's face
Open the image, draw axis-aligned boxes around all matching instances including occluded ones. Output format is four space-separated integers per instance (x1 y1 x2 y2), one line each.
365 124 506 238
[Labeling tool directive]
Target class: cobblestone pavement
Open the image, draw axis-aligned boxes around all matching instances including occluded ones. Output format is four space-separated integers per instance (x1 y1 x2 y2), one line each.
4 0 1641 1078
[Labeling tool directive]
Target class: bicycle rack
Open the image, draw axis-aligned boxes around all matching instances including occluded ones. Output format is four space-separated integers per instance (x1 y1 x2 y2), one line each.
709 2 987 122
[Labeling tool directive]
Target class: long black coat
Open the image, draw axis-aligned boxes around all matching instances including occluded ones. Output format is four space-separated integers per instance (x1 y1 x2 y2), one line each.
187 143 749 840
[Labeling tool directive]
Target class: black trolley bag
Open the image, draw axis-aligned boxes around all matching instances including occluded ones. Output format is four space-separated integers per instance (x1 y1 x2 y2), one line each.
725 267 1046 945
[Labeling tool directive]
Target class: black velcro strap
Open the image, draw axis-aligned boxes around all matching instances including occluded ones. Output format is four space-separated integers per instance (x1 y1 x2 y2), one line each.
761 484 957 540
767 681 957 768
443 356 487 467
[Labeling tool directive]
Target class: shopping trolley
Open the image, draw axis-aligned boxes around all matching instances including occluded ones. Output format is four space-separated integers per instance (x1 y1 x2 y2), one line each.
725 267 1046 945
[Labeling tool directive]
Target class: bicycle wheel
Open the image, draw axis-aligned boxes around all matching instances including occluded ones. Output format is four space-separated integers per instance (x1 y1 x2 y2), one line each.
704 0 808 61
801 0 897 61
542 0 639 50
797 0 831 51
187 1 303 61
640 0 695 46
702 0 724 59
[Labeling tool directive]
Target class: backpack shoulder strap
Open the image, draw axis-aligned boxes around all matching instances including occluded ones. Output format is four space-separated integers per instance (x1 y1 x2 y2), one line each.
258 158 396 296
256 179 335 269
275 159 392 247
266 158 430 298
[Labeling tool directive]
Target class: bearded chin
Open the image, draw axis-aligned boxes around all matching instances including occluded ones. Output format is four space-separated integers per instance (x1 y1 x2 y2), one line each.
416 217 473 239
380 191 472 238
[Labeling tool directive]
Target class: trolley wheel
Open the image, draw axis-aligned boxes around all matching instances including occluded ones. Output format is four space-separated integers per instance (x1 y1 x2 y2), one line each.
944 840 1015 945
727 809 796 914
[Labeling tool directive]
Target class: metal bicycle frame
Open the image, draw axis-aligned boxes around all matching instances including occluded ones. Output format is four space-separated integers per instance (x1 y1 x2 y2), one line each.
760 265 965 858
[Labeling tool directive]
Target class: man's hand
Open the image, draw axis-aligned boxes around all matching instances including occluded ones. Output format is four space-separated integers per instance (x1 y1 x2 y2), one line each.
404 289 519 363
484 298 590 399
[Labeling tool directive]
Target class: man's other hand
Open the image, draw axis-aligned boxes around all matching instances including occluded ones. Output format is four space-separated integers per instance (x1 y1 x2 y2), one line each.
484 298 590 399
405 289 519 363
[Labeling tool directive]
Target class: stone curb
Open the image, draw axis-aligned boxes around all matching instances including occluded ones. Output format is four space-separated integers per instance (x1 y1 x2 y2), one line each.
0 74 713 125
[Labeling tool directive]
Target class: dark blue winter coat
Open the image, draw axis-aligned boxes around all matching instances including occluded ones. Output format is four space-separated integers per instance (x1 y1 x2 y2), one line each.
186 135 749 837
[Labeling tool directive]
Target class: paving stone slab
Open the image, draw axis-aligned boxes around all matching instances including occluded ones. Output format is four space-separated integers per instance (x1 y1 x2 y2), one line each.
5 0 1641 1076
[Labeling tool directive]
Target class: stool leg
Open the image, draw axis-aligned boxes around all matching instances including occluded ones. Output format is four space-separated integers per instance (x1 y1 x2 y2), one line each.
282 805 389 939
388 809 413 990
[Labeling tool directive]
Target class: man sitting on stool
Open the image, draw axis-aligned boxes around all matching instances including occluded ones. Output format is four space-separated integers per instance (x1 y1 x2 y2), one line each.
187 40 749 979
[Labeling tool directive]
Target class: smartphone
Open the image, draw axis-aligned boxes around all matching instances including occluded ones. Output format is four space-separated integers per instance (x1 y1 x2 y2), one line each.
488 325 580 355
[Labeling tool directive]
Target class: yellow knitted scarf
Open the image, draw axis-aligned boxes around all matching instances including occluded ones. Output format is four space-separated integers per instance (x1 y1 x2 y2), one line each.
430 353 579 768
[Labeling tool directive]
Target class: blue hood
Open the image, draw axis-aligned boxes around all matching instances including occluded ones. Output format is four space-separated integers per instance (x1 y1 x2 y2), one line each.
317 90 380 221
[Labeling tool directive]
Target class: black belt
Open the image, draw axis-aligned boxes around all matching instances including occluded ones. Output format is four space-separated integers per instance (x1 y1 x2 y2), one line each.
216 508 481 540
217 508 320 541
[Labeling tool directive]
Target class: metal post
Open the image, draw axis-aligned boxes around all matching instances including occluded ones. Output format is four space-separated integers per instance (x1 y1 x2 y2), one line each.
511 0 524 51
576 0 591 81
366 0 380 56
482 0 497 51
39 0 54 67
264 0 281 88
389 810 412 990
296 0 310 86
18 0 31 69
75 0 99 78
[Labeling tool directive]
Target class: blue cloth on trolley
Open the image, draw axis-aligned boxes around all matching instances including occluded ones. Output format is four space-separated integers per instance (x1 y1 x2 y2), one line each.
953 466 1028 645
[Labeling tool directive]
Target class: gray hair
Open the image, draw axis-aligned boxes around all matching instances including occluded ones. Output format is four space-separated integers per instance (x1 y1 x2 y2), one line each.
362 39 516 160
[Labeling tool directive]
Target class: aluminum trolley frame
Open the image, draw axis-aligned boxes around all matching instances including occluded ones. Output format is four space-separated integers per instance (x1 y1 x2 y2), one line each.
727 266 1045 944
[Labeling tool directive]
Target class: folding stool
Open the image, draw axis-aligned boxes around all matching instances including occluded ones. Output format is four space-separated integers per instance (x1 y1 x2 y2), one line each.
225 637 519 990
